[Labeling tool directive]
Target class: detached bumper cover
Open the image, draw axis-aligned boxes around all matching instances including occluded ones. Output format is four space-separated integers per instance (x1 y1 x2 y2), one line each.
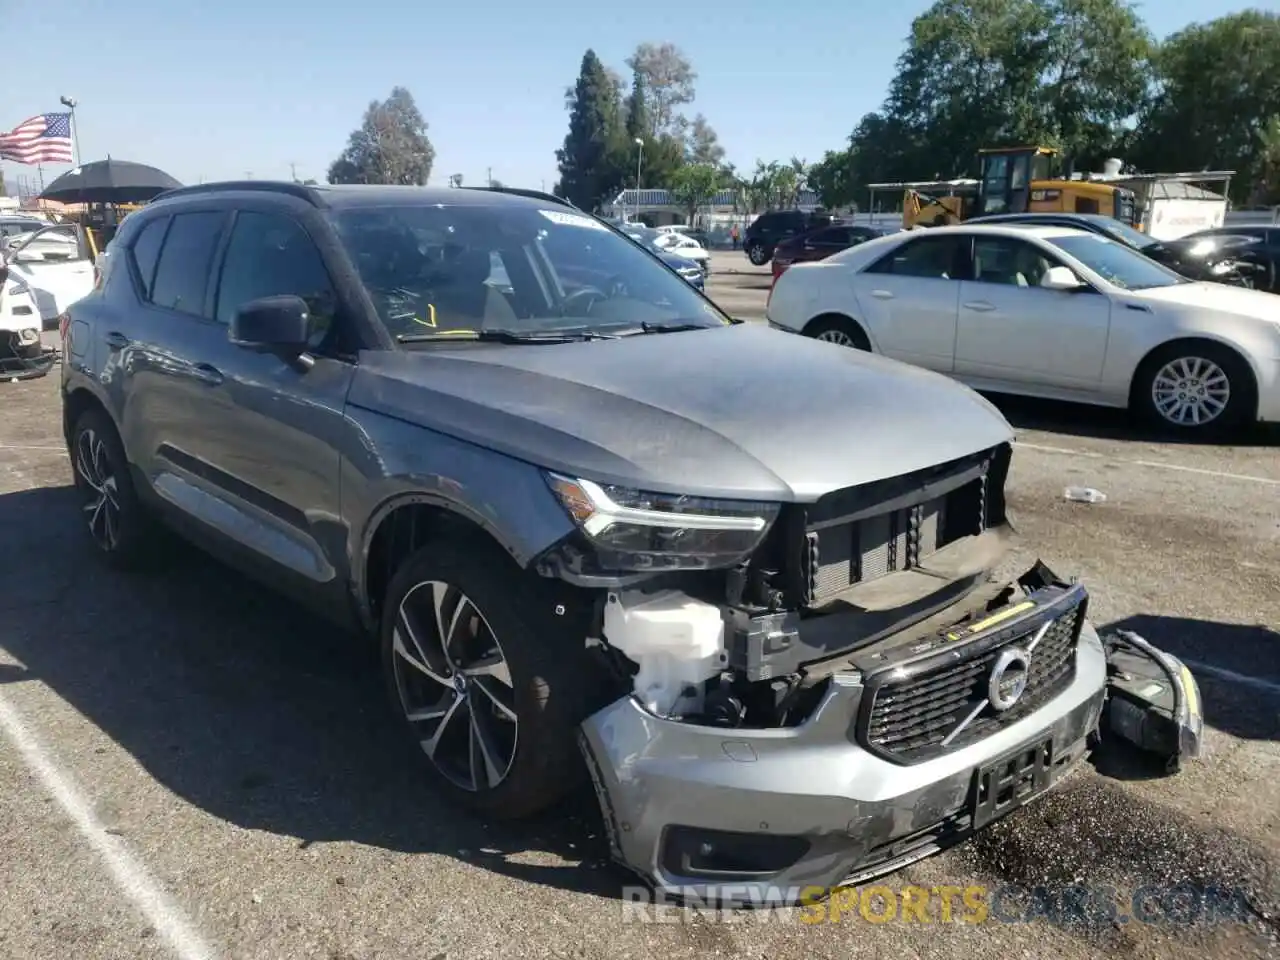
1 343 58 381
580 618 1107 905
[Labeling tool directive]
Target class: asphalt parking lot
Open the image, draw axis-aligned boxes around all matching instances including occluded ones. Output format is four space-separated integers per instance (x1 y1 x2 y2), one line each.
1 261 1278 960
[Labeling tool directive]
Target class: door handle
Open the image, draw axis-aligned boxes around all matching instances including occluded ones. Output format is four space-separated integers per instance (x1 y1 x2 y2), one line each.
870 289 894 299
962 301 996 312
192 363 224 386
104 331 129 351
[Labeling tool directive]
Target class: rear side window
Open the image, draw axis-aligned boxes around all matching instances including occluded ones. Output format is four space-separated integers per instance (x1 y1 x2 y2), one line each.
867 236 965 279
150 211 225 317
128 217 168 297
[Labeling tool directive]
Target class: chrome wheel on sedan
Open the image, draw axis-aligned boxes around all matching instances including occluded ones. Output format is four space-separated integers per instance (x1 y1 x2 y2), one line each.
391 580 518 792
1150 355 1231 427
816 328 858 347
75 426 121 551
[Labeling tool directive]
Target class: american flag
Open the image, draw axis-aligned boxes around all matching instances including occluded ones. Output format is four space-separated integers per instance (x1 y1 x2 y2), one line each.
0 113 74 165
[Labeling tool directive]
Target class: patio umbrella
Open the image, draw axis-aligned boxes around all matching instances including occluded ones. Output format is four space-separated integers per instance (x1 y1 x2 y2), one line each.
38 158 183 204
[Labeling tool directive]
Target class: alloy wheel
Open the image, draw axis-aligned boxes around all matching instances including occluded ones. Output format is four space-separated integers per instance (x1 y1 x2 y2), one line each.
75 427 121 551
391 580 518 792
1150 356 1231 427
816 329 857 347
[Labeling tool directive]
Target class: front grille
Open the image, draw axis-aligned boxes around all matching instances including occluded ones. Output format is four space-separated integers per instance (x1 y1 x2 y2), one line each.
805 472 986 605
861 598 1085 764
810 496 948 600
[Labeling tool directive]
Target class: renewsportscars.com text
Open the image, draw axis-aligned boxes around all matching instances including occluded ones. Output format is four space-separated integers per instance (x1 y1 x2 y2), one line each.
620 883 1256 926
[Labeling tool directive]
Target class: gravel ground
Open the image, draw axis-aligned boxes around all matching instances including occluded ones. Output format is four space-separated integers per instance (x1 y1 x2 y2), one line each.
0 314 1277 960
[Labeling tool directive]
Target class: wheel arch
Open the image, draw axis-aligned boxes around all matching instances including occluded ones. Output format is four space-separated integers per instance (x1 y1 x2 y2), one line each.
357 492 530 634
62 385 115 448
801 312 873 350
1129 335 1259 418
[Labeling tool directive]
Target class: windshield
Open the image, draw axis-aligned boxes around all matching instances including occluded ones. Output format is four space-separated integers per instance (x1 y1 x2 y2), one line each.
1074 215 1154 250
329 204 726 341
1047 234 1187 290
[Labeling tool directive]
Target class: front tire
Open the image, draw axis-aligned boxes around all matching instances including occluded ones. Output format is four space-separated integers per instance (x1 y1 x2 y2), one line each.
70 407 158 568
381 539 604 820
747 242 769 266
805 315 871 350
1133 341 1253 436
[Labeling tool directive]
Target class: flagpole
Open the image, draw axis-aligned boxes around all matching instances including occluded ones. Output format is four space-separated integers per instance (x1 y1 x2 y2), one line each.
60 95 80 165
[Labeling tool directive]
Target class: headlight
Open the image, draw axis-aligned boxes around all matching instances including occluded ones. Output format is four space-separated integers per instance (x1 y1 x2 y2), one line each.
545 473 779 570
7 279 30 295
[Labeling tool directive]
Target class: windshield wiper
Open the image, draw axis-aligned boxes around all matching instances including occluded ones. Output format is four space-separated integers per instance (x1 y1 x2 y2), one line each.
397 329 617 345
630 320 717 336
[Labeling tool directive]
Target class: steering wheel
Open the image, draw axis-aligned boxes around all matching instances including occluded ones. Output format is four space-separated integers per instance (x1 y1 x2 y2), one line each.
560 285 608 316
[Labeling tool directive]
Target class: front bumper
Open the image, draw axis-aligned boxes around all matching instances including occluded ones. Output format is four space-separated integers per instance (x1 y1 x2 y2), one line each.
580 619 1107 906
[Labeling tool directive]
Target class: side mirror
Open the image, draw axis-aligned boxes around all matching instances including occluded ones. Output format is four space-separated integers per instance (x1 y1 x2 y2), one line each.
229 295 313 365
1041 265 1086 291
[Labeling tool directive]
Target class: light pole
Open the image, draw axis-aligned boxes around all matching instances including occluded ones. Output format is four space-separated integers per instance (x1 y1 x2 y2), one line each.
634 137 644 222
59 95 80 165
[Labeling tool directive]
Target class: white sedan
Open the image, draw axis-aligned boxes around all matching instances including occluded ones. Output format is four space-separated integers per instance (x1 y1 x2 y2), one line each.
652 232 712 272
766 223 1280 434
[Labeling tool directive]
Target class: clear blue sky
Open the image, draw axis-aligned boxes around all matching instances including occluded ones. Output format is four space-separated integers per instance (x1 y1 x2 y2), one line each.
2 0 1247 195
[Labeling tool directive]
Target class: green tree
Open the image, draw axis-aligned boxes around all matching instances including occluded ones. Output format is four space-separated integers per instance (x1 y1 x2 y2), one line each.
1259 116 1280 205
625 42 697 137
808 149 858 209
667 163 723 222
855 0 1151 182
327 87 435 185
686 114 725 167
555 49 625 210
1131 11 1280 203
1038 0 1153 167
624 72 650 143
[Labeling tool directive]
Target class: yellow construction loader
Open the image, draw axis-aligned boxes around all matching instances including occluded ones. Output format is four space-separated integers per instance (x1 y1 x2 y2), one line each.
871 146 1141 230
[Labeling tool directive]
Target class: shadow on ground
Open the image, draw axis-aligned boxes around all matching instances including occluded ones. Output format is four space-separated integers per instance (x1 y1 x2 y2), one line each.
0 484 623 903
992 393 1280 447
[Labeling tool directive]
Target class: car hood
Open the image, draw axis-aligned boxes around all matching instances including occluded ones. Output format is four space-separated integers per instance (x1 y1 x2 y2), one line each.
1132 281 1280 322
350 324 1013 502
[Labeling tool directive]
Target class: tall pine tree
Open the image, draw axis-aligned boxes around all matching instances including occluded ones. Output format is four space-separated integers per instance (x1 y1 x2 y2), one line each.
555 50 624 210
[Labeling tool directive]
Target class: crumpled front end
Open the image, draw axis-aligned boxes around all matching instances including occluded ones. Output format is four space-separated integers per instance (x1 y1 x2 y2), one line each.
579 567 1108 906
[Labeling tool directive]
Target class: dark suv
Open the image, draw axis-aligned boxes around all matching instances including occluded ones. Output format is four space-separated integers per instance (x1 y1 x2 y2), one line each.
743 209 835 266
61 180 1122 907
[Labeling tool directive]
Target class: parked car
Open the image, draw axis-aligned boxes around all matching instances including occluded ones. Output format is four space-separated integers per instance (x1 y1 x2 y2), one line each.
743 209 836 266
1178 225 1280 293
614 223 705 289
967 212 1274 292
766 223 1280 435
0 257 53 377
59 180 1191 906
771 224 888 280
2 222 96 327
652 231 713 272
655 224 712 248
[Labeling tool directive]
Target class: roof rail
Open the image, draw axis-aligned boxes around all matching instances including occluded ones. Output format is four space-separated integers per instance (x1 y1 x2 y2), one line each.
149 180 320 205
459 185 577 209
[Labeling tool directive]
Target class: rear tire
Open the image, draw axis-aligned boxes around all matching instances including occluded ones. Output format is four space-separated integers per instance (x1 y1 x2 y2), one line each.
747 242 769 266
70 407 160 569
380 539 608 821
1132 341 1253 437
805 315 871 351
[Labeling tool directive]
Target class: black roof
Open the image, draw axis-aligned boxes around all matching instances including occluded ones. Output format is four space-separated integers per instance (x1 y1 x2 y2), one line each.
148 180 575 212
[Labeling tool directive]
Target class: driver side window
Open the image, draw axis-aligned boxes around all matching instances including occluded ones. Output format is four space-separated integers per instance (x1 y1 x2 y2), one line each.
971 237 1056 288
214 211 340 352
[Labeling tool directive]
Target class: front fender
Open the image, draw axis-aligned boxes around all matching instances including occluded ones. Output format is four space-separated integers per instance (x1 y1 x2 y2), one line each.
341 406 576 622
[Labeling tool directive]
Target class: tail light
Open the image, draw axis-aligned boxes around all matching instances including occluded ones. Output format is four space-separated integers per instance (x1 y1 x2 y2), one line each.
58 313 70 341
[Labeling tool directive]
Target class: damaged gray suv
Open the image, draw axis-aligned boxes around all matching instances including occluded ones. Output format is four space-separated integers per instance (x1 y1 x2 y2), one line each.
61 182 1201 906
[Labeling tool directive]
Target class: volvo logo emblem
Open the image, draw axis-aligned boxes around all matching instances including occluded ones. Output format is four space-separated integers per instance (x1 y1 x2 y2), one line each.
988 647 1030 711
